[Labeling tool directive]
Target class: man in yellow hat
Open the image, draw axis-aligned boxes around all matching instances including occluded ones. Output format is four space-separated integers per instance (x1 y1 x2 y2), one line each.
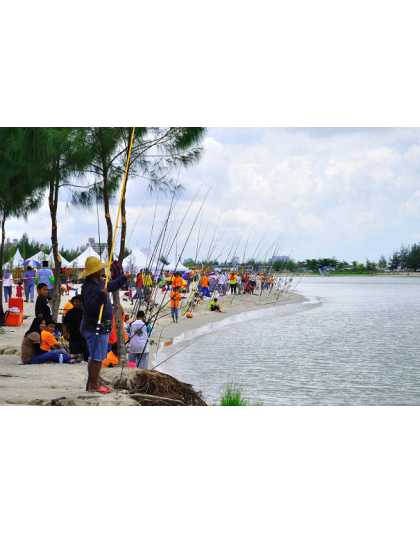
78 257 131 394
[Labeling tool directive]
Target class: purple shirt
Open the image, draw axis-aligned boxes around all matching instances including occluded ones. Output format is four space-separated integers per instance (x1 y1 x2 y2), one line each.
24 270 36 287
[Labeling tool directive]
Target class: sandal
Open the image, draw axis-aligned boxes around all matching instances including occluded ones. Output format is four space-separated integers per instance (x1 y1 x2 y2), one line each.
88 386 113 394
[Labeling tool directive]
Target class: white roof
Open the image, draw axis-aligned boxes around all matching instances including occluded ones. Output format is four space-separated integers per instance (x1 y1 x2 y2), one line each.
3 248 24 269
164 260 191 272
46 251 71 268
122 247 151 271
22 250 47 265
70 245 100 269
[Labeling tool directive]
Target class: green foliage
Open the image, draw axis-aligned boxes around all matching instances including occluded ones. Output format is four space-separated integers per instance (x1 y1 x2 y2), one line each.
219 383 260 406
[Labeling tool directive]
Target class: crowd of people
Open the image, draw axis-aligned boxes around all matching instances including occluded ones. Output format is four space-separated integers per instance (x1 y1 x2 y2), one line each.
16 256 276 394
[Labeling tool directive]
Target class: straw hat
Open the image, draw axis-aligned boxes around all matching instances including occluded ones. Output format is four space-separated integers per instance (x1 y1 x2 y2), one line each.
77 257 108 279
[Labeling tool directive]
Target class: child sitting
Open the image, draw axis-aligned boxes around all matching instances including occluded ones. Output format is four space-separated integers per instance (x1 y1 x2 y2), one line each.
41 320 70 356
209 298 224 313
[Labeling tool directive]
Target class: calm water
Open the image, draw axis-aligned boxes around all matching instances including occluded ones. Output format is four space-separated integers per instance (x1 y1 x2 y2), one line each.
154 277 420 405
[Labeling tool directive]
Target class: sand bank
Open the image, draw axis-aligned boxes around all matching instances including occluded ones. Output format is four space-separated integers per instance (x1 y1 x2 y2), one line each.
0 287 305 405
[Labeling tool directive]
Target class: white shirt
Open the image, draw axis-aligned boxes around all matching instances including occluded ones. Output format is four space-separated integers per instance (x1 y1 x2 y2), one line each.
218 274 226 284
3 275 13 287
129 320 149 354
236 275 242 284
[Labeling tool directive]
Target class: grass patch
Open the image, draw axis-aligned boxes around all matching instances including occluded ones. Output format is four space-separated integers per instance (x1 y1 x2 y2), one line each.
219 383 261 406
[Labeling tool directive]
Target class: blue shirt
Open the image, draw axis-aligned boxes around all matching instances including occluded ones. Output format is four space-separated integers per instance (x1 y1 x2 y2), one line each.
37 268 54 289
81 275 127 331
23 270 36 287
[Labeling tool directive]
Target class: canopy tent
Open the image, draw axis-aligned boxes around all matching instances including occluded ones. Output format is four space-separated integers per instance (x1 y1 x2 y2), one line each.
70 245 100 269
163 260 191 272
3 248 24 269
100 248 117 264
122 247 152 272
46 251 71 268
21 250 47 266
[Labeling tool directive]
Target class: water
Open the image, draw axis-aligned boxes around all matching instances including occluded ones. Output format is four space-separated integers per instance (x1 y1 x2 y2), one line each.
155 276 420 405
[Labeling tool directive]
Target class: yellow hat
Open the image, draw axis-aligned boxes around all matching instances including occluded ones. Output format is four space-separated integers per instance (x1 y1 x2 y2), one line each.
77 256 108 279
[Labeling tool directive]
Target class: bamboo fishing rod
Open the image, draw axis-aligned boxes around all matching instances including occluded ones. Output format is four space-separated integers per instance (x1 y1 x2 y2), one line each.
85 126 136 392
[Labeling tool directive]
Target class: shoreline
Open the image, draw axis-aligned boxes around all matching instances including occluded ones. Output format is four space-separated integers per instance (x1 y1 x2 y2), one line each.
0 288 305 406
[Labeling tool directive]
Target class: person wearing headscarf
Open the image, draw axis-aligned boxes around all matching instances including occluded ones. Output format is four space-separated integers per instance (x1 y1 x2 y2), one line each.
21 317 80 364
3 268 13 303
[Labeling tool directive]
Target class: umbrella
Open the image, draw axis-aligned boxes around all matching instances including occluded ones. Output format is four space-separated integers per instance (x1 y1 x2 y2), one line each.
21 259 41 267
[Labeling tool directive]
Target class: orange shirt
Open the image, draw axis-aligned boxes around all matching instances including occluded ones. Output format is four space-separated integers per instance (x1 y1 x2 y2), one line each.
173 275 183 288
41 330 58 351
201 276 209 288
170 291 182 308
63 301 73 316
102 351 119 367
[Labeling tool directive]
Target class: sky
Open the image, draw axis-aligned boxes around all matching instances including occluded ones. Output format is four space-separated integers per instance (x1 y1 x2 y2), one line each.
6 127 420 264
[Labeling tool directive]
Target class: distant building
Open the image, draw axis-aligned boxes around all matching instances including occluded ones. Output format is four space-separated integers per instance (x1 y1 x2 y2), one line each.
85 239 107 255
231 256 240 264
39 243 46 250
269 255 289 262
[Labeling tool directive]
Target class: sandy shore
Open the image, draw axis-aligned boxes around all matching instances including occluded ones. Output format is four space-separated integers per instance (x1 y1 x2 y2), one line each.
0 287 305 405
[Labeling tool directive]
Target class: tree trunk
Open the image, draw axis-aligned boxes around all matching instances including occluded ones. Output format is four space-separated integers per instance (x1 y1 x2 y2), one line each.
102 172 113 258
49 174 62 321
0 204 8 308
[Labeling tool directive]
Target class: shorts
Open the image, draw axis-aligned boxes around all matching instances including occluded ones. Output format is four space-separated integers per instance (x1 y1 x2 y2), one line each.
80 328 109 362
171 307 179 320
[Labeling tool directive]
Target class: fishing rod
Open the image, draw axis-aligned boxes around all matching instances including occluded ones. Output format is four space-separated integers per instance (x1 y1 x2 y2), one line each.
127 189 210 368
275 237 299 303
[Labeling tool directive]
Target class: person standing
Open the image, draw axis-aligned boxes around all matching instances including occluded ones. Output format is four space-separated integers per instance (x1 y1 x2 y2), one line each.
3 269 13 303
170 286 182 323
229 271 237 295
200 272 210 298
128 310 150 369
24 266 36 303
79 257 129 394
37 261 54 303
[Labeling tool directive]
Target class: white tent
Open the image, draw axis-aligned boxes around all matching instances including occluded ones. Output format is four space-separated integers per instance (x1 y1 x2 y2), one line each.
164 260 191 272
70 246 100 269
3 248 24 269
21 250 48 266
100 248 117 263
122 247 151 272
46 251 71 268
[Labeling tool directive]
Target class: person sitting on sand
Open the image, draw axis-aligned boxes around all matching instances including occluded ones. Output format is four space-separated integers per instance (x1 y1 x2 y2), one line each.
62 295 89 362
209 298 224 313
170 286 182 323
21 318 80 364
41 319 70 357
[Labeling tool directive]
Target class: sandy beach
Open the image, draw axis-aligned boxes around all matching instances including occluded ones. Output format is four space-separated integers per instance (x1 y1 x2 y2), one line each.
0 287 306 405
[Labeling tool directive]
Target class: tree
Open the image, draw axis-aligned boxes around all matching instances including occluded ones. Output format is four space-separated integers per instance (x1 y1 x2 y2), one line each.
378 254 387 269
388 250 400 271
33 127 91 320
351 261 358 270
71 127 206 362
0 128 45 305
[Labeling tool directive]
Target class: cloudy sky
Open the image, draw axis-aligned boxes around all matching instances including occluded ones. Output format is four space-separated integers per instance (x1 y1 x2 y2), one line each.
7 127 420 264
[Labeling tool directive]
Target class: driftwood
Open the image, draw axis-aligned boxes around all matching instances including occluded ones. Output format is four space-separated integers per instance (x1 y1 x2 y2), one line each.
129 392 184 406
